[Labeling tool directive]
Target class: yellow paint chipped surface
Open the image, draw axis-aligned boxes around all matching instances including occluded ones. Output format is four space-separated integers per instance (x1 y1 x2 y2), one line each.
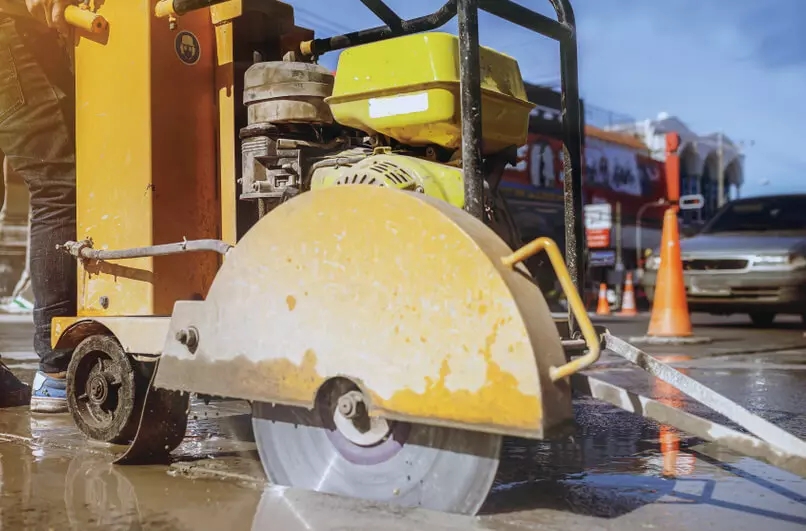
159 186 571 437
159 348 324 406
373 322 542 430
74 2 219 318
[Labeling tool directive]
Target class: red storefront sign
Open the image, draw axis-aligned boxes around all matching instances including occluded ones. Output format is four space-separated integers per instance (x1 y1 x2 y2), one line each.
586 228 610 248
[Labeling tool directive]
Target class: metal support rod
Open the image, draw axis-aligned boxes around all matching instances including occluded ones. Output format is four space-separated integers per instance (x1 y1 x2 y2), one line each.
558 28 585 332
301 1 457 56
59 239 232 261
615 201 622 268
359 0 404 32
574 373 806 478
614 201 623 306
717 132 725 208
605 334 806 457
479 0 571 41
458 0 484 219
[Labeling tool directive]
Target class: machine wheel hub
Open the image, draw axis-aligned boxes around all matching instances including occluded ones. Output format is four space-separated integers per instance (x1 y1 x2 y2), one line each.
333 390 391 447
87 372 112 405
67 335 149 444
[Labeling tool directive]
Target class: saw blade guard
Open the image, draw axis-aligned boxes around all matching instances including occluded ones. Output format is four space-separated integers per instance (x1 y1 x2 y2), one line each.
155 185 573 439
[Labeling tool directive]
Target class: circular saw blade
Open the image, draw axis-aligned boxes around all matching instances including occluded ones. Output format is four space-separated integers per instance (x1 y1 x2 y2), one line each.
252 401 501 515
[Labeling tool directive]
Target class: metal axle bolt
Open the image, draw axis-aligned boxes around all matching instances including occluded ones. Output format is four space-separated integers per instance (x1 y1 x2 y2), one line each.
175 327 199 351
337 391 366 419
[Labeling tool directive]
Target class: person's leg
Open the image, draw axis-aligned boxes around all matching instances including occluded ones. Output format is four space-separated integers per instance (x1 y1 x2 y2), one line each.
0 17 76 411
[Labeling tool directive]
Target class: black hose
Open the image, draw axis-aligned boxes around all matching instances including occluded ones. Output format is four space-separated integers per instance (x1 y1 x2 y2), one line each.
172 0 230 16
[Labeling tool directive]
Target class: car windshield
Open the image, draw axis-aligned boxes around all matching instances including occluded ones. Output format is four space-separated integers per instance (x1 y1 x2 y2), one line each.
703 197 806 233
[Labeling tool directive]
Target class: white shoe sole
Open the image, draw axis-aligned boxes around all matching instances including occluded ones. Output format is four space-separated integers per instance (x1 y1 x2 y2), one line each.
30 396 68 413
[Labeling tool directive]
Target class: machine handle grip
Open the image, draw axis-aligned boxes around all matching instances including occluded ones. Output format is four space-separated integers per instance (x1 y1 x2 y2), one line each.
64 5 108 33
501 237 601 382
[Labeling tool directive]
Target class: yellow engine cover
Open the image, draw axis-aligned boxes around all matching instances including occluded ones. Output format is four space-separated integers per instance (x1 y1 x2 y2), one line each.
327 33 534 154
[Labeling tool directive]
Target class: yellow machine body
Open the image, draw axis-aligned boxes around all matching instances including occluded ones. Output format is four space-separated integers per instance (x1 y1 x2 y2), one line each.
156 185 573 438
53 0 574 442
72 1 220 317
328 33 534 154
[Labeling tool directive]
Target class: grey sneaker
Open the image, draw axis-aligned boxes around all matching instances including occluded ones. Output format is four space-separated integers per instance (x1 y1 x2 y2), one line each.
30 371 68 413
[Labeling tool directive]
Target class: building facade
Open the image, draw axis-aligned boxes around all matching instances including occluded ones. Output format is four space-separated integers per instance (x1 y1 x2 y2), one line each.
610 113 745 224
500 85 670 304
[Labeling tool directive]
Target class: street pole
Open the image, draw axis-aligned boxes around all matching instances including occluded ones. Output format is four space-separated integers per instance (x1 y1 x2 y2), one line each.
717 132 725 208
635 198 667 270
615 201 623 309
616 201 622 269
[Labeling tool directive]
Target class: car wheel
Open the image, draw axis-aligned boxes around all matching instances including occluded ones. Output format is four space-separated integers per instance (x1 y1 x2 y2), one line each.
749 312 776 327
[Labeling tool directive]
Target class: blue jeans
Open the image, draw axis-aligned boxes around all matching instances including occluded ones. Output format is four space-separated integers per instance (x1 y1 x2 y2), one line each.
0 16 76 373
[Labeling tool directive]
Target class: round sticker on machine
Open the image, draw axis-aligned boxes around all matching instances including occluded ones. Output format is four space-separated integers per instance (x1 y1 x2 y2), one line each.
175 31 201 65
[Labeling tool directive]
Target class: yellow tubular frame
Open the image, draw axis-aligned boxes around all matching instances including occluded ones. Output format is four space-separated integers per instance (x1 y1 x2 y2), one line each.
64 5 108 33
154 0 177 18
501 237 600 381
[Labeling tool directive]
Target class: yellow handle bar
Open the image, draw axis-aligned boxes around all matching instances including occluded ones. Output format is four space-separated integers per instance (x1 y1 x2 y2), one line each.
501 237 601 382
65 5 108 33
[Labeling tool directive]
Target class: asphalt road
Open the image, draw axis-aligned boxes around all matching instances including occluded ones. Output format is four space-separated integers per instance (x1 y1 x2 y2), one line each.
1 312 805 530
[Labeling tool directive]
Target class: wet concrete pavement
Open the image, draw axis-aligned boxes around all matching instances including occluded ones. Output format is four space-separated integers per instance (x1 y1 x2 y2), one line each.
1 313 805 530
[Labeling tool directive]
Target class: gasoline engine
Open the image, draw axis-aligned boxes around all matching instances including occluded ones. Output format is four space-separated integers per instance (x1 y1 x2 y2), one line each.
238 34 524 247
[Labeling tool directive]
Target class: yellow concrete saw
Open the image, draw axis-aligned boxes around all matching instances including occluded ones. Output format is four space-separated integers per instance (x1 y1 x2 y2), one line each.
49 0 806 516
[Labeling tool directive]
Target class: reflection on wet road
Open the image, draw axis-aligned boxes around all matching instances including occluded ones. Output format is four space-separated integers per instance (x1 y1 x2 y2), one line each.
0 314 805 530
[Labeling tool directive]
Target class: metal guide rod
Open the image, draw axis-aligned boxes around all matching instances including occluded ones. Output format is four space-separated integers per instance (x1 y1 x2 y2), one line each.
558 33 585 330
302 1 458 56
458 0 484 219
359 0 404 32
604 334 806 457
59 239 232 261
573 373 806 478
478 0 570 40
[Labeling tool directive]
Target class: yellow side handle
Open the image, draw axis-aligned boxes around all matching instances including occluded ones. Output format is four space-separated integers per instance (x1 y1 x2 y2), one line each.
501 237 601 382
64 5 108 33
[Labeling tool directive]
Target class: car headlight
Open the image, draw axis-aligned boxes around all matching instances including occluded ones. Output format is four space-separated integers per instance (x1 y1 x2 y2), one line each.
645 256 661 271
753 254 789 266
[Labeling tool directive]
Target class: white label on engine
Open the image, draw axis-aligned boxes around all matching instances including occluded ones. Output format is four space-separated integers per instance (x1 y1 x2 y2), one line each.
368 93 429 118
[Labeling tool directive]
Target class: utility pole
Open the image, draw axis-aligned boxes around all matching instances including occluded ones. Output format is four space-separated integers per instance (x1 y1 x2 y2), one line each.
717 132 725 207
615 201 623 308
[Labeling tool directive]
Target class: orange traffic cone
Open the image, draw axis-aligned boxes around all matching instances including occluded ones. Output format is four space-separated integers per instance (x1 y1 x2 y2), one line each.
618 272 638 316
596 283 611 316
648 208 692 336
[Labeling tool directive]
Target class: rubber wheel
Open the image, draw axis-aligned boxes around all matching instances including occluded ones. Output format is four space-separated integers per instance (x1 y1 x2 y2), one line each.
66 335 151 444
749 312 776 328
252 379 501 515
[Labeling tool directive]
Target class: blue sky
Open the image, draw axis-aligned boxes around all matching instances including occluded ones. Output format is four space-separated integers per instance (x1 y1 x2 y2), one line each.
287 0 806 197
